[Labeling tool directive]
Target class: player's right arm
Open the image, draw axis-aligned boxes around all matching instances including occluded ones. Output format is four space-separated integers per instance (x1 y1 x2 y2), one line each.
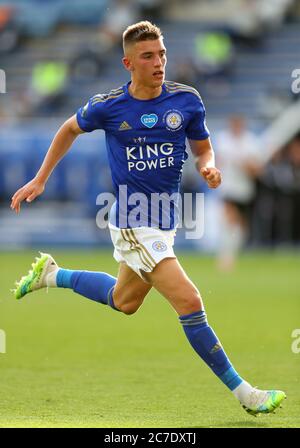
11 114 84 214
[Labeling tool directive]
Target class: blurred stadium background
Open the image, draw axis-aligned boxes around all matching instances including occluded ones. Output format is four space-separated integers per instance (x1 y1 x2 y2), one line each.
0 0 299 428
0 0 300 250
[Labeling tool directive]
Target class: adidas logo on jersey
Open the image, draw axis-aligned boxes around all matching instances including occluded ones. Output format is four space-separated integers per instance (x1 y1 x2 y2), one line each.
119 121 132 131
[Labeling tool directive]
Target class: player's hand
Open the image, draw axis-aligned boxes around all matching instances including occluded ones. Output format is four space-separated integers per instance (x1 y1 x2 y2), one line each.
200 167 222 189
10 178 45 214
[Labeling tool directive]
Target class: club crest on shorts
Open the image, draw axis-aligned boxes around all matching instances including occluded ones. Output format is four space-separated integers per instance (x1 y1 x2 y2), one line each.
163 109 184 131
152 241 167 252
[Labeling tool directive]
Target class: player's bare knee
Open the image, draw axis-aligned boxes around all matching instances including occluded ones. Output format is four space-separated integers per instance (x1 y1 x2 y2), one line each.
181 298 203 314
179 290 204 314
118 302 140 315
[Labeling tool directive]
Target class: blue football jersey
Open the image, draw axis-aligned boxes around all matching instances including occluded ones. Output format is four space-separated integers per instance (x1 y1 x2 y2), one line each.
76 80 210 229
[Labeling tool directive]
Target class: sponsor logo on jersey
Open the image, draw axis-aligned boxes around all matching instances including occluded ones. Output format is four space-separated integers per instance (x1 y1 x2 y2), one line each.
152 241 167 252
125 143 175 172
119 121 132 131
141 114 158 128
163 109 184 131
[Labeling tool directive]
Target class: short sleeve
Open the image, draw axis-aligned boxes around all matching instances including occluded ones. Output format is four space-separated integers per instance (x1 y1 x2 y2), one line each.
186 95 210 141
76 95 107 132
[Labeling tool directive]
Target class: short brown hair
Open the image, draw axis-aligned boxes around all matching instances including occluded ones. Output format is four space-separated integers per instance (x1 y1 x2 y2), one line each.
123 21 163 53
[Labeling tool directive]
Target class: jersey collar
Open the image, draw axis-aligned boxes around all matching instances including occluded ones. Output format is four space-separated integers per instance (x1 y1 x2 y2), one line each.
124 81 167 103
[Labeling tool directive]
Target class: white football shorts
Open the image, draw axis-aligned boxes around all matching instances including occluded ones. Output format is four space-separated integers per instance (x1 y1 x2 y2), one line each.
109 223 177 281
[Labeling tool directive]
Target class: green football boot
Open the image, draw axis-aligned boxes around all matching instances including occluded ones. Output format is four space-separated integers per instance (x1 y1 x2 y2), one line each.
242 389 286 417
12 252 58 300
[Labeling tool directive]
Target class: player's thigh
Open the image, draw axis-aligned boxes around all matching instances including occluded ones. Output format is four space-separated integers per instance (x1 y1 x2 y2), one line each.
113 262 152 307
143 257 203 315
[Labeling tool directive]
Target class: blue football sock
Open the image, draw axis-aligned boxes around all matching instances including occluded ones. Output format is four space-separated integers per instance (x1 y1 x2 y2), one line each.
56 269 119 311
179 310 243 391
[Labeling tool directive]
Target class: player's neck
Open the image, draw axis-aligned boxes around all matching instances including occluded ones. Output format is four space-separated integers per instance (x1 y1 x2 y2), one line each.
128 81 162 100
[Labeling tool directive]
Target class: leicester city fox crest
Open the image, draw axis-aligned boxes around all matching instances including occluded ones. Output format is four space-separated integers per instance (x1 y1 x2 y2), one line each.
152 241 167 252
164 109 184 131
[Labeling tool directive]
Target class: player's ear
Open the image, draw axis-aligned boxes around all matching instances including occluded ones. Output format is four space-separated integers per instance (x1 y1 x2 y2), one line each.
122 56 133 72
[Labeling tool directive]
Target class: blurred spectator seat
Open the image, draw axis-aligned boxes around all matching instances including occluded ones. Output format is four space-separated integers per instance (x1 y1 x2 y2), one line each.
61 0 108 26
0 0 107 37
28 60 69 115
0 5 20 54
0 126 111 212
3 0 63 37
194 31 234 79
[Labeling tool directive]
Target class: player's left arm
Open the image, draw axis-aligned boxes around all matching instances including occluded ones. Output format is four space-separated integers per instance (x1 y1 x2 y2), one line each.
189 138 222 189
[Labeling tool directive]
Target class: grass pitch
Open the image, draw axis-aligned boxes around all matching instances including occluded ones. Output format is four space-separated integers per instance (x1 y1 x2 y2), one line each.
0 250 299 428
